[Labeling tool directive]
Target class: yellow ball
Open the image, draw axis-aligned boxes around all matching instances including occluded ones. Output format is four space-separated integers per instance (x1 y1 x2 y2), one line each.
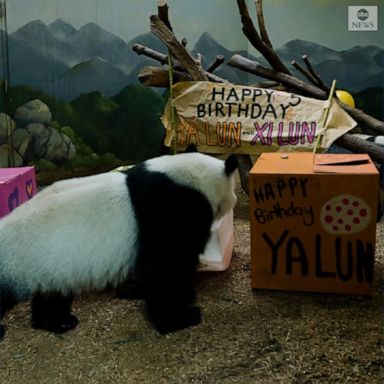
336 90 355 108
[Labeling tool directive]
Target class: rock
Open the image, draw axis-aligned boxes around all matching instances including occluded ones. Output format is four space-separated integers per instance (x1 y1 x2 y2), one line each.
11 129 31 157
14 99 52 127
0 144 23 167
29 125 76 164
62 134 76 160
0 113 15 138
44 127 65 162
25 122 46 136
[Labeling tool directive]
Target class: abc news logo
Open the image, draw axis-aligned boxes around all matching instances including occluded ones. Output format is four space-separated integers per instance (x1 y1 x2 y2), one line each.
348 6 378 31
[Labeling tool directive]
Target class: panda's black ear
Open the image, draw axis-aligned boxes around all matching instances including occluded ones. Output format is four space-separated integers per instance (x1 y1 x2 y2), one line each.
225 154 238 176
185 143 198 153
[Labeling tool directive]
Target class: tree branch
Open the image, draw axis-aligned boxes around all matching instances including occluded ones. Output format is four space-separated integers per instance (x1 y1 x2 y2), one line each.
229 54 384 136
132 44 228 84
340 102 384 136
132 43 169 65
335 133 384 163
137 66 190 87
255 0 273 49
302 55 330 92
228 54 327 99
150 15 207 81
291 60 320 87
206 55 225 73
157 0 173 31
236 0 290 74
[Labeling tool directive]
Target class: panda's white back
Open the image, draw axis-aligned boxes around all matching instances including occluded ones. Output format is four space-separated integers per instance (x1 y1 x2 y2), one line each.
0 172 137 295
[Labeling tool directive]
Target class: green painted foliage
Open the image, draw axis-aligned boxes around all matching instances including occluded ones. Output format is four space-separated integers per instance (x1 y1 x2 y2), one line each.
1 83 167 169
109 85 165 161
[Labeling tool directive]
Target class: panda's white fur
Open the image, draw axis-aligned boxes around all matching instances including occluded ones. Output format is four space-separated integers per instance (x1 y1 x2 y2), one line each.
0 151 238 337
0 172 136 297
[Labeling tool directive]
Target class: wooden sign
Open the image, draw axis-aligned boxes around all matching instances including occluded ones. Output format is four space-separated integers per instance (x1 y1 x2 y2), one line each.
249 153 378 295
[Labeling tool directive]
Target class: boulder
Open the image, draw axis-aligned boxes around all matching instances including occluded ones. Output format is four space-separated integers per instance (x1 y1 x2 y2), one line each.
30 125 76 164
25 122 46 136
11 129 31 157
0 113 15 139
0 144 23 167
14 99 52 127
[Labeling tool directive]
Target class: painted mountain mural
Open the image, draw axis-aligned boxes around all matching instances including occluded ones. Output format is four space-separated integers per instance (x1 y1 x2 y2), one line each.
0 18 383 177
2 19 383 104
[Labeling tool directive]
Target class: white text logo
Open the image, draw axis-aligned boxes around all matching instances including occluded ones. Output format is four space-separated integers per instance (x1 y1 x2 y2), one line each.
348 6 378 31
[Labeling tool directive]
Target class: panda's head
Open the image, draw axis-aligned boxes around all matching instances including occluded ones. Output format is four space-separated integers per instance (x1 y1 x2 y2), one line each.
146 151 238 220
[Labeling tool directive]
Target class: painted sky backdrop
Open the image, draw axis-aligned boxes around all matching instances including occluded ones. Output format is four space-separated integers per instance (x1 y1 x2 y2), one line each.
5 0 383 51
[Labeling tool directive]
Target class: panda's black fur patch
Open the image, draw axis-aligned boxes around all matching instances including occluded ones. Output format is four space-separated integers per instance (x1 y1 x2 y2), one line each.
125 164 213 334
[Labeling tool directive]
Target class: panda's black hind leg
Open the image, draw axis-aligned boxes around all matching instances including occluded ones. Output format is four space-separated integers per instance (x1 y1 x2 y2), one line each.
31 292 78 334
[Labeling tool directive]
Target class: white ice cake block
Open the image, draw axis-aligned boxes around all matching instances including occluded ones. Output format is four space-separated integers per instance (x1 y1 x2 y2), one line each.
198 210 234 271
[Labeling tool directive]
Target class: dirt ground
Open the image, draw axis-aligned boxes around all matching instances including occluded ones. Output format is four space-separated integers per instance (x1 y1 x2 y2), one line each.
0 174 383 384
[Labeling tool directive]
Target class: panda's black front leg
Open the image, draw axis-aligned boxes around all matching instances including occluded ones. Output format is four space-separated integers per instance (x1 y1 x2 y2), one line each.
146 300 201 335
142 266 202 334
31 292 78 334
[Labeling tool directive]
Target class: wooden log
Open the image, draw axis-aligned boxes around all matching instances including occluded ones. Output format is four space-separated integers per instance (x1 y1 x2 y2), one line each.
132 43 169 65
229 54 384 136
138 66 190 87
132 43 185 71
132 44 228 83
137 66 228 88
150 15 207 81
228 54 328 99
206 55 225 73
335 133 384 163
339 102 384 136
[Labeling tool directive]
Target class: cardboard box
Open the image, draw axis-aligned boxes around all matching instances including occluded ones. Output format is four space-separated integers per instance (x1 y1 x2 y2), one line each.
0 166 37 218
249 153 378 295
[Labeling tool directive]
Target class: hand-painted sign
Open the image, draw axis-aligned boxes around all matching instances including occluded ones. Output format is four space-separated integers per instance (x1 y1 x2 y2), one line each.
162 82 357 154
249 153 378 295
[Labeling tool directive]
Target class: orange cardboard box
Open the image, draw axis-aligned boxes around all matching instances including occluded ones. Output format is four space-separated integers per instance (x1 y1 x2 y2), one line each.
249 152 379 295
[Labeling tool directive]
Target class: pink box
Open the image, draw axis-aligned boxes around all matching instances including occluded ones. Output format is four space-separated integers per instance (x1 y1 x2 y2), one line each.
0 166 37 218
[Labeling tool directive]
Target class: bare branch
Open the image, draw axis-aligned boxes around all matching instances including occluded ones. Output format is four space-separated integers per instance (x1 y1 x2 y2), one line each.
150 15 207 81
205 72 230 84
132 44 228 83
132 43 168 65
255 0 273 49
206 55 225 73
228 54 327 99
302 55 330 92
229 54 384 136
132 43 187 71
181 38 187 47
291 60 320 87
236 0 290 74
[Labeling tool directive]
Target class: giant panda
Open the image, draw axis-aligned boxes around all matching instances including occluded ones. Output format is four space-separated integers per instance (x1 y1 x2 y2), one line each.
0 149 238 339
